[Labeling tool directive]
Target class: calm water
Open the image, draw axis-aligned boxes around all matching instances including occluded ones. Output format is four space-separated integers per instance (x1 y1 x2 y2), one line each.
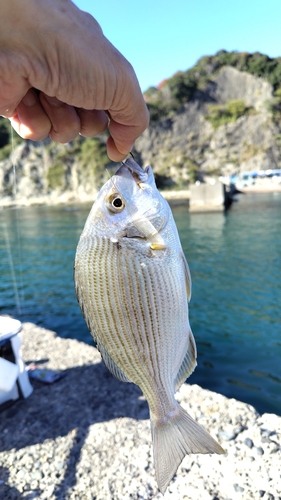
0 193 280 415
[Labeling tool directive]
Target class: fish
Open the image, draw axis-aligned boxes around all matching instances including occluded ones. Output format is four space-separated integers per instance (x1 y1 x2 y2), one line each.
74 157 224 494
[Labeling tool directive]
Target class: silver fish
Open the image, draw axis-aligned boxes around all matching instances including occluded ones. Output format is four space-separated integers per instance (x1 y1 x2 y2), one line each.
74 158 224 493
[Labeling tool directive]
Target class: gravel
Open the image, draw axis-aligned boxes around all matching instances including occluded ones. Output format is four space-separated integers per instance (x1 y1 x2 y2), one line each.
0 323 280 500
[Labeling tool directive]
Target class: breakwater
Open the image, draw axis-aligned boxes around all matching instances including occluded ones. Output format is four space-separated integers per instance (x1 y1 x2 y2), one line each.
0 323 280 500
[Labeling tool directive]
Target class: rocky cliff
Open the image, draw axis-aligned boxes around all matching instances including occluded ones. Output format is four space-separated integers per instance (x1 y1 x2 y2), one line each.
0 137 114 206
135 66 279 186
0 62 280 205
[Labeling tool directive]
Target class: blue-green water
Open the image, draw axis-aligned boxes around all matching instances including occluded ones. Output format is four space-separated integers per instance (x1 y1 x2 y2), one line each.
0 193 280 415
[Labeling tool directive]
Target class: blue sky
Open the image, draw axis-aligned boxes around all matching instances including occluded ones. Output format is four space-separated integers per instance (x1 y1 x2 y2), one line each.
74 0 281 92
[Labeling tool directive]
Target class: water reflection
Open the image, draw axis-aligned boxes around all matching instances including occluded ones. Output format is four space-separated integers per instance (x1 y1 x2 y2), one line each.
189 211 226 232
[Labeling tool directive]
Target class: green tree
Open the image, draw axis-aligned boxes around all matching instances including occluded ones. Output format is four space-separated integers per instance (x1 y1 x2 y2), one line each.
0 117 23 159
166 71 197 105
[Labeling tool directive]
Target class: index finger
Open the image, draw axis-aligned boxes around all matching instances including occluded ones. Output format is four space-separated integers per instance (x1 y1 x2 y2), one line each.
106 106 149 161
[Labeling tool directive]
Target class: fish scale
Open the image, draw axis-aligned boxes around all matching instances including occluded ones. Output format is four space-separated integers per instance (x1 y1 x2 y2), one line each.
84 237 141 378
78 235 175 389
74 158 225 494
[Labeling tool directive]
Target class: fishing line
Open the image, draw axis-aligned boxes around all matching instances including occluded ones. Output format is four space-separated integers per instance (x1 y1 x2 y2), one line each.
2 222 22 315
105 167 112 181
9 126 25 315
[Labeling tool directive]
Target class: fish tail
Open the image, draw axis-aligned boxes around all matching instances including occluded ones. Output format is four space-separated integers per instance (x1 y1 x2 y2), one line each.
151 403 225 494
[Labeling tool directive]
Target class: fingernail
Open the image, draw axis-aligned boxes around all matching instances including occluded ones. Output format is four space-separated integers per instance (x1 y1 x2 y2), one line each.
22 90 38 107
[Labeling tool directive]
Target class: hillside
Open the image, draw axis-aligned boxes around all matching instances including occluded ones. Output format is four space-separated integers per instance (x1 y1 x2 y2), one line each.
143 49 281 123
1 50 281 204
0 135 115 206
135 65 279 187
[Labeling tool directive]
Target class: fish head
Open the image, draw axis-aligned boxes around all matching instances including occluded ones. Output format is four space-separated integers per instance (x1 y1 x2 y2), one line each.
82 158 169 250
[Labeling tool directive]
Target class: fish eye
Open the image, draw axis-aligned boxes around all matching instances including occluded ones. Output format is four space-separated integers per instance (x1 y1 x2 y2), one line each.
106 193 125 213
113 197 123 208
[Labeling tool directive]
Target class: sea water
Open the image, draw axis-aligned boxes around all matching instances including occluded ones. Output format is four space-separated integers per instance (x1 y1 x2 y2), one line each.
0 193 280 415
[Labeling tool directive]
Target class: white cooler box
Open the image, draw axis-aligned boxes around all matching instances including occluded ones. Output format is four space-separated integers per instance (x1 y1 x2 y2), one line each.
0 317 33 408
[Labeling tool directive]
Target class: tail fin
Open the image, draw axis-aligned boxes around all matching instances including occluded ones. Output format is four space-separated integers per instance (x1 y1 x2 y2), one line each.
151 404 225 494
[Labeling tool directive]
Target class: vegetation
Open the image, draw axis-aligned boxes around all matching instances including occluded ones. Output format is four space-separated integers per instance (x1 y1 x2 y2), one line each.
46 163 66 189
186 158 201 183
46 136 110 189
268 87 281 124
0 143 13 162
78 136 112 186
144 50 281 123
0 117 23 159
152 150 201 188
0 112 111 193
206 99 253 129
0 118 10 149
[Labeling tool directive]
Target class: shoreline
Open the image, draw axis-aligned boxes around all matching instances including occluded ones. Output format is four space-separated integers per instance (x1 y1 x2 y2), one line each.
239 180 281 194
1 177 281 209
0 190 192 209
1 183 281 209
0 323 280 499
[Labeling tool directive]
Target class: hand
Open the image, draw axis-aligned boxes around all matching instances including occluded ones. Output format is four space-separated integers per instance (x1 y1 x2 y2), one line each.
0 0 149 161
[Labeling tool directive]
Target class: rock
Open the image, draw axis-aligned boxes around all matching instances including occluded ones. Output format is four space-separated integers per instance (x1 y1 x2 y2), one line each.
135 67 280 185
205 66 272 110
0 140 104 207
255 446 265 456
31 470 43 480
244 438 254 448
0 323 280 500
270 445 280 454
218 430 237 441
233 483 245 493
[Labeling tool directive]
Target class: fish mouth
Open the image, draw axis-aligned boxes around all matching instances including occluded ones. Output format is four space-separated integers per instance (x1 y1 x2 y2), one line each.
115 158 149 184
123 232 146 242
122 225 166 251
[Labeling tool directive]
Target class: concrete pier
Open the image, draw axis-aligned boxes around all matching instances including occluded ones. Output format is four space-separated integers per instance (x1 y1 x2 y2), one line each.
189 182 225 212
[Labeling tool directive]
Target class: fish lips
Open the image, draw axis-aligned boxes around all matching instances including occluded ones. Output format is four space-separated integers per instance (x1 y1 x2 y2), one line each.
115 158 154 187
